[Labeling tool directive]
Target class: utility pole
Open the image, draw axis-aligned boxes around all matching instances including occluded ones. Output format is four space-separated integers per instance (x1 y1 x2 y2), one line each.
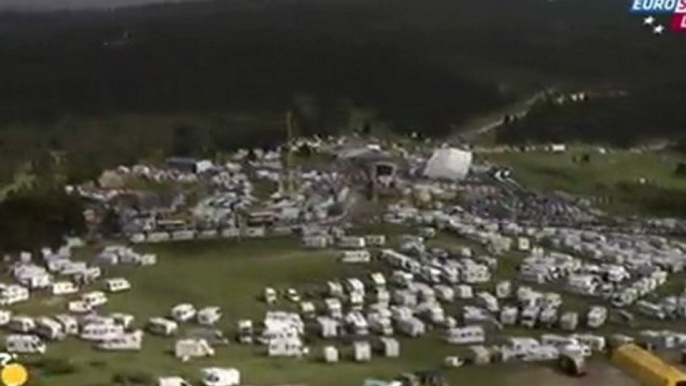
285 111 296 197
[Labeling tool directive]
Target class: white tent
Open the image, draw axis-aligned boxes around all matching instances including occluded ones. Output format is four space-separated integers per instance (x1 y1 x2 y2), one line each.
423 148 472 181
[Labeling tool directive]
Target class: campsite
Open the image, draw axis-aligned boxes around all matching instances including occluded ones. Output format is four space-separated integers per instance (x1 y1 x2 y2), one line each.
7 235 644 386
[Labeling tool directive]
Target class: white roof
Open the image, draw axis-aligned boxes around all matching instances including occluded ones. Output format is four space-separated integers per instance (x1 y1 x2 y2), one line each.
423 148 472 181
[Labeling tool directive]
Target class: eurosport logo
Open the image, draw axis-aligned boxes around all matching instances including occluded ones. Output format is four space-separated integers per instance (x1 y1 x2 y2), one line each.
630 0 686 33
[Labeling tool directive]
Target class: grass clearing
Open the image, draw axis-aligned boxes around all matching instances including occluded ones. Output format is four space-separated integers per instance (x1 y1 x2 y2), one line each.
482 148 686 215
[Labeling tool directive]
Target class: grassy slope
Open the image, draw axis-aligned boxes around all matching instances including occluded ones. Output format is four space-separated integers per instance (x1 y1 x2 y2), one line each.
482 148 686 214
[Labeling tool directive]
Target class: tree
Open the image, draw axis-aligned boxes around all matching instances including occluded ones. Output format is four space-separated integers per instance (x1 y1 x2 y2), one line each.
170 125 203 157
675 162 686 178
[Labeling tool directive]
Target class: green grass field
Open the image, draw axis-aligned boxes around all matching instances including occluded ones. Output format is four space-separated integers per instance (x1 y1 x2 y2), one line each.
11 237 511 386
482 147 686 215
9 232 667 386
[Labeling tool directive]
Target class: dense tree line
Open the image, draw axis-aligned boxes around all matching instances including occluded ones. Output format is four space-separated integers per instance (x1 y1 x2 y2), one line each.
0 187 85 253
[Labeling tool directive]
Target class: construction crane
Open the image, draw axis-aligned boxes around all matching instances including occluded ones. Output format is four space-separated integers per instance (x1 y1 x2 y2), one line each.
284 111 296 197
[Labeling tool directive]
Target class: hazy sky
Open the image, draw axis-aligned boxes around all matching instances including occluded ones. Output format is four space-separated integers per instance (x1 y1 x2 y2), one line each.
0 0 203 11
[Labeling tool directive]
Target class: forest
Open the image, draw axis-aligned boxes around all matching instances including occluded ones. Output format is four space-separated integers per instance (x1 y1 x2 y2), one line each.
2 0 686 249
0 0 684 184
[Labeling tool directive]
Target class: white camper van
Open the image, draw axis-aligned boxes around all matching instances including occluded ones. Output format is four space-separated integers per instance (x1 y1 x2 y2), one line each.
35 317 66 341
200 367 240 386
82 291 108 308
6 334 46 354
170 304 196 323
51 281 78 296
80 323 125 341
98 330 143 351
148 318 178 336
8 316 35 333
197 307 222 326
54 314 79 335
0 310 11 326
104 278 131 293
175 338 214 360
68 300 93 314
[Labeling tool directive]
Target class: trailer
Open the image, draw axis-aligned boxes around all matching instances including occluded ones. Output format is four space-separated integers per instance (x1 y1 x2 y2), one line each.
81 291 108 308
200 367 240 386
51 281 78 296
197 307 222 326
171 304 197 323
175 338 215 360
8 316 35 333
6 334 46 354
446 326 485 345
104 278 131 293
80 323 125 341
97 330 143 351
148 318 179 336
35 317 66 341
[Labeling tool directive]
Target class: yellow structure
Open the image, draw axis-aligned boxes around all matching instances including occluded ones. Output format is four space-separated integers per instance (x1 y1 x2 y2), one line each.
612 344 686 386
1 363 28 386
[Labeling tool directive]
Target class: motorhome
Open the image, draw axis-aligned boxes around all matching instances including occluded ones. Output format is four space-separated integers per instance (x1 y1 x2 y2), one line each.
35 317 66 341
197 307 222 326
171 304 197 322
0 285 29 305
175 338 215 360
98 330 143 351
54 314 79 335
104 278 131 293
446 326 486 345
51 281 78 296
5 334 46 354
8 316 35 333
80 323 125 341
68 300 92 314
82 291 108 308
200 367 240 386
148 318 178 336
0 310 11 326
111 313 136 329
264 288 277 304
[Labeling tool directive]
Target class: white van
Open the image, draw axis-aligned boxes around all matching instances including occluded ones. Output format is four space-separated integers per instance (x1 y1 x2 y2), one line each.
175 338 214 359
68 300 93 314
82 291 108 307
97 330 143 351
104 278 131 293
51 281 78 296
80 323 125 341
54 314 79 335
170 304 196 323
6 334 46 354
8 316 35 333
197 307 221 326
0 310 11 326
200 367 240 386
111 313 135 329
35 317 66 341
147 318 178 336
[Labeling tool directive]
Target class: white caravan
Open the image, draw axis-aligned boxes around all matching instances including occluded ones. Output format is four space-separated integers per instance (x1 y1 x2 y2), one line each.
6 334 46 354
148 318 178 336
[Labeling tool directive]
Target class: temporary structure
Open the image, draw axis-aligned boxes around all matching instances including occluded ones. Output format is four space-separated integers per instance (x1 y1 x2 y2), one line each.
423 148 472 181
